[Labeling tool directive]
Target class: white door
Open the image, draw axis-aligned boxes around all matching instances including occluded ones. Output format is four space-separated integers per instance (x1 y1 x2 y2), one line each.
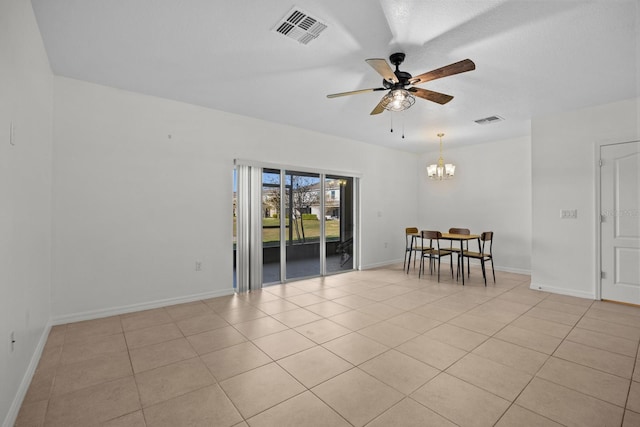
600 141 640 305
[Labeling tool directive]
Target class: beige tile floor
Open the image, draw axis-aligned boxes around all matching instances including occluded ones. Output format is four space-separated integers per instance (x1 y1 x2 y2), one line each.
15 263 640 427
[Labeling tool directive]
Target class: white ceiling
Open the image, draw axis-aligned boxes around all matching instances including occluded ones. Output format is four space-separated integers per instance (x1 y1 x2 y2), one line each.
31 0 639 153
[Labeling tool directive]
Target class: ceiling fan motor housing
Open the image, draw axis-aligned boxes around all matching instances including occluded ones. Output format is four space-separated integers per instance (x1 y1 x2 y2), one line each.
389 52 405 66
383 52 412 89
383 72 412 89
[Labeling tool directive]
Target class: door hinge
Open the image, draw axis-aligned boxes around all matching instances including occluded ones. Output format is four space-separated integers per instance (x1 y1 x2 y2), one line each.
599 159 603 167
600 214 605 223
601 271 606 279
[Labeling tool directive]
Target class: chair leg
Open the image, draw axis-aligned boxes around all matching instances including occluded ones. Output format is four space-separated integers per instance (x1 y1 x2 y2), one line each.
403 249 408 271
418 254 423 278
437 258 441 282
480 259 487 286
490 257 496 283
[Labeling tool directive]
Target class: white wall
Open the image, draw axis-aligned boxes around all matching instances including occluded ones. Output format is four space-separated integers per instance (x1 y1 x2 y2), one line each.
531 98 640 298
417 136 532 273
0 0 53 425
52 76 419 321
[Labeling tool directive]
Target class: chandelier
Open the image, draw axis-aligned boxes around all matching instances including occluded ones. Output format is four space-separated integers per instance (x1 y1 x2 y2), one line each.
427 133 455 180
380 89 415 112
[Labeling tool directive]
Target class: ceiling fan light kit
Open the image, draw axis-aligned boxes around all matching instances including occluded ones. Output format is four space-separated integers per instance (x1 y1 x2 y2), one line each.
381 89 415 112
326 52 475 116
428 133 455 180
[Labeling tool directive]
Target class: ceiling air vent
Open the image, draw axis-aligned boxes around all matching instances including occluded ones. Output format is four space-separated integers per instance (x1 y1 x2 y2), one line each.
474 115 504 125
273 7 327 45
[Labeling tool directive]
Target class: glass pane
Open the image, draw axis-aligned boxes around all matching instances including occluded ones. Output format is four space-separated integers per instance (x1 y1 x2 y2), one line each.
285 170 321 279
325 176 354 273
262 169 281 284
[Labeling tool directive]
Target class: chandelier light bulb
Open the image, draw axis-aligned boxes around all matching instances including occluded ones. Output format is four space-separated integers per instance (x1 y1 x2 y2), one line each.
427 133 455 180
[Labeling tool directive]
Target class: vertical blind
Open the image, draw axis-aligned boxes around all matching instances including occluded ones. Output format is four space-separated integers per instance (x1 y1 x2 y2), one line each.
235 164 263 292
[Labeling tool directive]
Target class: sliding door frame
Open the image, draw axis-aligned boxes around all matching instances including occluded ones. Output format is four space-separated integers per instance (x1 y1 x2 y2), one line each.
235 159 361 290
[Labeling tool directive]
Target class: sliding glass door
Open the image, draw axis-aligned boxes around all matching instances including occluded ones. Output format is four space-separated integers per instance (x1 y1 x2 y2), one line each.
235 161 358 291
325 175 354 273
285 170 321 280
262 169 281 284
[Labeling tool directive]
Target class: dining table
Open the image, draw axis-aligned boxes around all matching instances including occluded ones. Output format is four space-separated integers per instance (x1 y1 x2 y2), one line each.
440 232 481 286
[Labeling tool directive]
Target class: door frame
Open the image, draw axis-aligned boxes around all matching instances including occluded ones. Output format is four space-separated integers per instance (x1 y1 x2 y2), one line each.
594 138 640 301
234 158 362 290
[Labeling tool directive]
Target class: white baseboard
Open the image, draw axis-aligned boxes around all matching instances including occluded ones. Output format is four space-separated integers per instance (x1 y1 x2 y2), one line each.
361 259 404 270
495 265 532 275
51 288 236 325
530 282 595 300
3 322 52 427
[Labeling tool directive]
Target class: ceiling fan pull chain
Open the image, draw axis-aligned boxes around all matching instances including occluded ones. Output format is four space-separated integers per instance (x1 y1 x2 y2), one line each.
390 111 394 133
402 115 405 139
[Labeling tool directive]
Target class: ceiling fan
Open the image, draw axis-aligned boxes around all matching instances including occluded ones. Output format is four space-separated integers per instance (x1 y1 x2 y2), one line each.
326 52 475 115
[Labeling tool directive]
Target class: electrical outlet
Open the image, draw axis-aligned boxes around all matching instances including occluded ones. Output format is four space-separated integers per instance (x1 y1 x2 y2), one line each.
9 331 15 353
195 261 202 271
560 209 577 219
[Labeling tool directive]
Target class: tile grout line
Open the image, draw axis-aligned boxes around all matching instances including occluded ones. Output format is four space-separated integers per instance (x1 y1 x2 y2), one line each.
120 315 147 425
621 338 640 424
22 267 640 426
411 278 621 426
488 296 597 427
360 274 540 425
495 297 639 425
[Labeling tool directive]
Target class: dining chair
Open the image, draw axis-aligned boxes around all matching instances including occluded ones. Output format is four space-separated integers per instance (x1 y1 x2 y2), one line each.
419 230 453 282
404 227 428 272
463 231 495 286
448 227 470 279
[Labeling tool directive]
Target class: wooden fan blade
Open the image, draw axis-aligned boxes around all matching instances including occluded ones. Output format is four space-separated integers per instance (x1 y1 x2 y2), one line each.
370 97 386 115
327 87 385 98
410 59 475 85
365 58 399 83
408 87 454 105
